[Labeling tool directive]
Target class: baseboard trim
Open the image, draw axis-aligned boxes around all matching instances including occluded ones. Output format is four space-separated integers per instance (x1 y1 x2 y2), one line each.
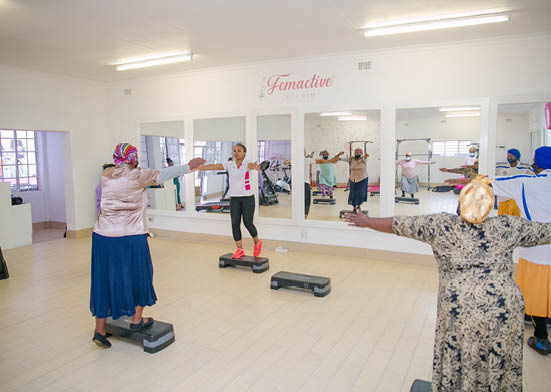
149 228 436 267
33 221 67 230
66 227 93 238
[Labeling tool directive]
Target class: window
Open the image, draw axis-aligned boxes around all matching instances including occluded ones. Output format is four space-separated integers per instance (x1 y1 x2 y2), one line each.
140 135 149 168
258 140 266 162
178 138 185 165
432 140 472 157
0 130 38 191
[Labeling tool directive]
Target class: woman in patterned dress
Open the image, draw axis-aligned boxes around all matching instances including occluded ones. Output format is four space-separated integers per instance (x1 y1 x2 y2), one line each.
344 177 551 391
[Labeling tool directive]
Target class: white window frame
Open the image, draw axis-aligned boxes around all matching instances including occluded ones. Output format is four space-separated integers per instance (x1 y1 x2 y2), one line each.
0 129 39 191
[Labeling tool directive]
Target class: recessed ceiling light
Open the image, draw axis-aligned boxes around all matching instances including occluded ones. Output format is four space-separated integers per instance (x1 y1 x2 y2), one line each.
115 53 193 71
445 112 481 118
439 107 480 112
363 11 510 37
338 116 367 121
320 112 353 117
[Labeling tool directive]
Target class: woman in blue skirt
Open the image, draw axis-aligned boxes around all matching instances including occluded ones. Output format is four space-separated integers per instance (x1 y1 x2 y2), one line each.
90 143 205 348
340 148 369 213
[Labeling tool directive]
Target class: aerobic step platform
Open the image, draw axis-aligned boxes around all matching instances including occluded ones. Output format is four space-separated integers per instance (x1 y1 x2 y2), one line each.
270 271 331 297
395 196 420 205
313 198 336 205
219 254 269 273
105 316 175 354
410 379 431 392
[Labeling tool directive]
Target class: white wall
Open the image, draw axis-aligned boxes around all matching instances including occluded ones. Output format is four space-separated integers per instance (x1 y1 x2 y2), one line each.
43 131 66 222
0 65 109 231
194 117 245 141
496 113 531 164
257 115 291 140
305 113 381 183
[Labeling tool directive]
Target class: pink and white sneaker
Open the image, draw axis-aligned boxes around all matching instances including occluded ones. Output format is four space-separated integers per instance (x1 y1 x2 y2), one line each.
253 240 263 257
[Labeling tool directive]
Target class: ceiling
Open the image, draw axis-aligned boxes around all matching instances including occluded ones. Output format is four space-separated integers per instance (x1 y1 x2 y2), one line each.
0 0 549 82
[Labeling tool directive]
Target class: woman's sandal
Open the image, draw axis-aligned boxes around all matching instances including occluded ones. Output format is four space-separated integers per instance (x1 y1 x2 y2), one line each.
129 317 154 332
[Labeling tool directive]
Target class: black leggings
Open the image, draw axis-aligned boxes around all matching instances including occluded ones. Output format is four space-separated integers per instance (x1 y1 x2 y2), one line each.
305 182 311 215
531 316 549 340
230 195 258 242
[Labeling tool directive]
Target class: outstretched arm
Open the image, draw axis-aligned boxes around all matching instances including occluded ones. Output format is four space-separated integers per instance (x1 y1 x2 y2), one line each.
197 163 225 171
315 157 340 164
157 157 206 184
414 159 434 165
343 214 394 234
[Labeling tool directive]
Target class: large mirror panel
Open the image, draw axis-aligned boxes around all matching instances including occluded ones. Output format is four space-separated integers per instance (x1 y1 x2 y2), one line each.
495 102 550 215
193 117 246 214
304 110 381 221
395 106 480 216
257 114 292 219
140 121 186 211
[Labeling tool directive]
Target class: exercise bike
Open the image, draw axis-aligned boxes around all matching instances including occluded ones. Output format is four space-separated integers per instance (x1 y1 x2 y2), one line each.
273 162 291 193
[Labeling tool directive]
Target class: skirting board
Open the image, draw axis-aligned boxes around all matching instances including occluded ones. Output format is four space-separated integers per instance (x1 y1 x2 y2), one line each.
150 228 437 267
65 227 93 239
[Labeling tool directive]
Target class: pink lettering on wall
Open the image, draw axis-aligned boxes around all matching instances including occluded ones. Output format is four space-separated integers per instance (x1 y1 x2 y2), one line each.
259 73 335 99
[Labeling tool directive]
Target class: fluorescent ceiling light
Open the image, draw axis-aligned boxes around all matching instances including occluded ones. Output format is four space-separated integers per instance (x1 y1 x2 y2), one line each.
320 112 352 117
363 12 510 37
115 53 193 71
445 112 481 118
338 116 367 121
439 107 480 112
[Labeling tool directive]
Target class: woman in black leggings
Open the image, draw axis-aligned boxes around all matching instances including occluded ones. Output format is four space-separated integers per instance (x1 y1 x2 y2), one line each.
197 144 262 258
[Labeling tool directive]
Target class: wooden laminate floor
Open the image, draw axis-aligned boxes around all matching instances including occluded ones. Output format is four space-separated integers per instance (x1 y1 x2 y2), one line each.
0 237 549 391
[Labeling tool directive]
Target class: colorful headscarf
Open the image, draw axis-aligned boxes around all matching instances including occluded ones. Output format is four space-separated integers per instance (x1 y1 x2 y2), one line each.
534 146 551 170
113 143 138 166
507 148 521 160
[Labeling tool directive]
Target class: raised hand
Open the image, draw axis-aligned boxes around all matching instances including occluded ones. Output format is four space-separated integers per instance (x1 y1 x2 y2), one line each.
343 213 371 227
248 161 261 171
188 158 206 170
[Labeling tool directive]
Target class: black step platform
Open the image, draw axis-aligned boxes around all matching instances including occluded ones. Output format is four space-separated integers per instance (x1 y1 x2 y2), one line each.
196 200 230 213
410 379 431 392
313 198 336 205
105 316 175 353
219 253 269 273
395 196 420 205
270 271 331 297
312 190 321 196
339 210 368 218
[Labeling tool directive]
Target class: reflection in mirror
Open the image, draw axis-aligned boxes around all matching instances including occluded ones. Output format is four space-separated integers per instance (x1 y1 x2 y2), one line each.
257 114 291 219
495 103 549 216
304 110 380 221
395 106 480 216
193 117 246 214
140 121 185 212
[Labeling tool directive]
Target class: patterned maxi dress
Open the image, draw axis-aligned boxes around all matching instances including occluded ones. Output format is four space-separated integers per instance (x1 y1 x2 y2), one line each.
392 213 551 391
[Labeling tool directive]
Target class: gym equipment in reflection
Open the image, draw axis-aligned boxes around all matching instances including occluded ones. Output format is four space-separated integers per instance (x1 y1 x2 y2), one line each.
195 170 231 213
259 161 279 206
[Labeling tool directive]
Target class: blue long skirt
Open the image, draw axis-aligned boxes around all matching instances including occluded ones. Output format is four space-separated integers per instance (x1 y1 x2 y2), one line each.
90 233 157 319
348 177 368 206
